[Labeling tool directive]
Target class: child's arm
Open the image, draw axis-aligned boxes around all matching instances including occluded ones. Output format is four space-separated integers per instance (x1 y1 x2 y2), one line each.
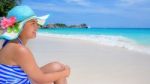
13 45 70 83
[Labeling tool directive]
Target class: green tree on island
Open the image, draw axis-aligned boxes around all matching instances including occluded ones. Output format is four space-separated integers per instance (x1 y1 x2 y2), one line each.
55 23 67 28
0 0 22 16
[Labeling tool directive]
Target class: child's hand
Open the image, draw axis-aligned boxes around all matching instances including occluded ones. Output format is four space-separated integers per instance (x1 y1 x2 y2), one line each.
63 65 70 77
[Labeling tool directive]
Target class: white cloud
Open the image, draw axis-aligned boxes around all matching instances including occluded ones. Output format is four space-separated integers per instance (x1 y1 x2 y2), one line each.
23 1 150 19
117 0 149 7
25 2 114 14
63 0 91 6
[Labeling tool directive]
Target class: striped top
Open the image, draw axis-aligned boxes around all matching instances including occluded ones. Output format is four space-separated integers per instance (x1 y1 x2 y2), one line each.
0 64 31 84
0 38 31 84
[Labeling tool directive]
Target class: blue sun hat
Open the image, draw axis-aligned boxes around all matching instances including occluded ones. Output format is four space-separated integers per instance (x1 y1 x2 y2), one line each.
0 5 49 40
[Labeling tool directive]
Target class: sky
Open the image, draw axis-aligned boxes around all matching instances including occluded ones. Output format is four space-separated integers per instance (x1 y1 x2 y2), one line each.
22 0 150 28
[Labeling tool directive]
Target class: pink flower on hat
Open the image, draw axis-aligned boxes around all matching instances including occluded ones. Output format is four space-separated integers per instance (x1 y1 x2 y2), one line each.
0 16 16 29
9 17 16 27
0 17 9 29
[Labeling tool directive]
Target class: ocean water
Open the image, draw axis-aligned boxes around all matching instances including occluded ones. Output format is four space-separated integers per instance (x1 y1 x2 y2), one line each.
38 28 150 55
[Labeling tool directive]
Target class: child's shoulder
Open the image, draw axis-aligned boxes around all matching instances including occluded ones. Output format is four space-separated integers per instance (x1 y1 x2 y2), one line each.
7 43 33 63
6 42 31 55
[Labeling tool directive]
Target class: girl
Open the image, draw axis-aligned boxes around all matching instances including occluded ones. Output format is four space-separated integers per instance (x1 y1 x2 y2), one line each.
0 5 70 84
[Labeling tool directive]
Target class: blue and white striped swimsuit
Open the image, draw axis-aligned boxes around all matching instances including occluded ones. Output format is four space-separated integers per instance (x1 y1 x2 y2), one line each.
0 64 31 84
0 38 31 84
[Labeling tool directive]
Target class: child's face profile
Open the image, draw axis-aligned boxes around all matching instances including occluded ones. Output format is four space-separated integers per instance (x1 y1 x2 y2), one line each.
19 19 39 39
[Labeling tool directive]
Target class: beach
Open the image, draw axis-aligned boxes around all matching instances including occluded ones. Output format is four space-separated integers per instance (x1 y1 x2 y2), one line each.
25 35 150 84
0 0 150 83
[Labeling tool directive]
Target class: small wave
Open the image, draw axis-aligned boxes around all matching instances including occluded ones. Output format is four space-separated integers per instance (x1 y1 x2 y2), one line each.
38 33 150 55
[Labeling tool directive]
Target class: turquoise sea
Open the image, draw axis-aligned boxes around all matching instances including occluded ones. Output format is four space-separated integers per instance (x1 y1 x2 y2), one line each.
38 28 150 54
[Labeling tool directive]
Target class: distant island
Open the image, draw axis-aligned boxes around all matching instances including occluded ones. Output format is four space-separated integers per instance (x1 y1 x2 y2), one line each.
42 23 88 28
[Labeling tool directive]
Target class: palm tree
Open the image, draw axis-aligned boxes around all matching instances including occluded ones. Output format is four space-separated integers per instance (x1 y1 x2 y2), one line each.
0 0 22 17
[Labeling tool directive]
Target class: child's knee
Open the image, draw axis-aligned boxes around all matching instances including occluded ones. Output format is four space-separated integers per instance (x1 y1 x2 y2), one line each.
51 62 65 71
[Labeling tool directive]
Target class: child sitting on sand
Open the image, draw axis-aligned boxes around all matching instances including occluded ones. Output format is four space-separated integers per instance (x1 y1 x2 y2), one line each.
0 5 70 84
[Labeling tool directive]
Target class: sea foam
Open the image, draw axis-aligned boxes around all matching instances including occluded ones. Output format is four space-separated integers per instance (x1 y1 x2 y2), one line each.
38 33 150 55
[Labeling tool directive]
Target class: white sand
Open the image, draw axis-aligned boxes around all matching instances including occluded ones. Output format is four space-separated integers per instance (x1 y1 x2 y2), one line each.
27 35 150 84
1 35 150 84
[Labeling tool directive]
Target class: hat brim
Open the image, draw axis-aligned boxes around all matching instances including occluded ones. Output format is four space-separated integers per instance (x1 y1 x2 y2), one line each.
0 14 49 40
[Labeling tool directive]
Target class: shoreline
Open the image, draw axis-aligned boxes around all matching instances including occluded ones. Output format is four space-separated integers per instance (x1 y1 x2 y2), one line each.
37 33 150 55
